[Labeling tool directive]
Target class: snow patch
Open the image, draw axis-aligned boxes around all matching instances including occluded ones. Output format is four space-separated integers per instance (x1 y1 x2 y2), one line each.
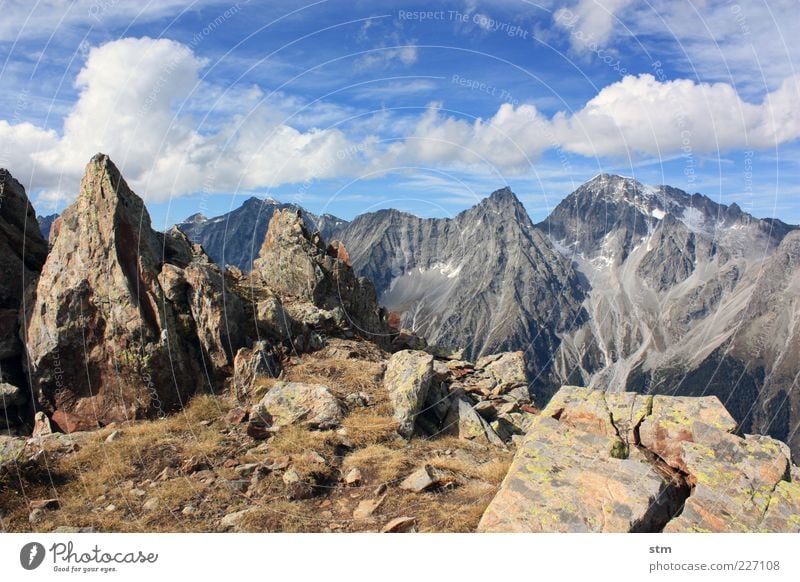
651 208 666 220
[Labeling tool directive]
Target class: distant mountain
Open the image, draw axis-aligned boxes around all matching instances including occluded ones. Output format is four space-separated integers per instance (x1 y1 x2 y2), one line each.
539 174 800 455
334 187 588 387
175 176 800 458
175 196 347 271
37 213 59 241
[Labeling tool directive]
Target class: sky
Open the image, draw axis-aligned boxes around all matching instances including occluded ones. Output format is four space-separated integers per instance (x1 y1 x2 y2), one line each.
1 0 799 229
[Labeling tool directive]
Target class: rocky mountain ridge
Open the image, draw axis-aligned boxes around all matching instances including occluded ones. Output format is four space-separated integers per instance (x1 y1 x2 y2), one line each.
1 157 798 533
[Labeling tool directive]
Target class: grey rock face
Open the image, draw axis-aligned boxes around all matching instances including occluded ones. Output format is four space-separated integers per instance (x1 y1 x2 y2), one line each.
336 188 587 389
37 214 59 242
544 174 800 457
176 197 347 272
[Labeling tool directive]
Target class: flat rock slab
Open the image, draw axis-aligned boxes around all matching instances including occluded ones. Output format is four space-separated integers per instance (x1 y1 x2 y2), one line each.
477 415 668 532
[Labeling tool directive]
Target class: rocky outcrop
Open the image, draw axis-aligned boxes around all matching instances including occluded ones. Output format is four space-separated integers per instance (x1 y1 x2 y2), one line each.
251 381 343 430
0 169 49 433
252 208 391 348
478 386 800 532
383 350 434 438
176 197 347 272
25 154 245 425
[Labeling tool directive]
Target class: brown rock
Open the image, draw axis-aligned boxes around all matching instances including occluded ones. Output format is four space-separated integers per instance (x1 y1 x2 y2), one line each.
252 208 391 348
26 155 244 425
353 495 386 520
51 410 98 434
30 498 60 510
233 342 279 400
344 467 362 486
224 407 249 424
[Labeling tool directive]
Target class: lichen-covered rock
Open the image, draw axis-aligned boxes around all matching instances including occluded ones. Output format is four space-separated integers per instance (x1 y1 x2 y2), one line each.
479 385 800 532
252 381 342 430
383 350 434 438
478 351 528 389
478 414 671 532
25 154 243 424
0 435 25 472
252 208 391 347
638 394 737 472
664 432 799 532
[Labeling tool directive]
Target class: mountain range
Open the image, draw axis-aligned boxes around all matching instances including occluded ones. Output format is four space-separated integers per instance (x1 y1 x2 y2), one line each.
172 175 800 457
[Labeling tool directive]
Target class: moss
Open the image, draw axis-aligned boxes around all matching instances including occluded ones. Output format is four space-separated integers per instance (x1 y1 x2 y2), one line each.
610 438 630 460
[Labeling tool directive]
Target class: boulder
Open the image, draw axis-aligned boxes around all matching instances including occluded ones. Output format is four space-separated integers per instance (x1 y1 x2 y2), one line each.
443 395 504 446
400 465 438 492
0 435 25 472
0 169 48 359
51 410 99 434
381 516 417 533
252 382 342 430
383 350 434 438
478 351 528 389
25 155 244 423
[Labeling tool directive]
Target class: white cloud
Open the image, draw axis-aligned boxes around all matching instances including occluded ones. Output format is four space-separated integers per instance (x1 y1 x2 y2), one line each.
4 37 370 207
554 0 635 52
2 37 799 210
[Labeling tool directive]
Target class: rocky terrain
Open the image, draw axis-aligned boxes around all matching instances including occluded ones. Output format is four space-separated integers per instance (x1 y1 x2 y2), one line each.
1 156 799 533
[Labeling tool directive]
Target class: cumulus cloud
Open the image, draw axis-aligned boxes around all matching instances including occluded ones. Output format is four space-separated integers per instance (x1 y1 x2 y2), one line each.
378 73 800 172
7 37 371 207
2 37 799 209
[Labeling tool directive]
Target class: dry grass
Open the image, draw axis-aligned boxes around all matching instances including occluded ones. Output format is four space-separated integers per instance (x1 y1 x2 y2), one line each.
0 346 516 533
284 358 386 401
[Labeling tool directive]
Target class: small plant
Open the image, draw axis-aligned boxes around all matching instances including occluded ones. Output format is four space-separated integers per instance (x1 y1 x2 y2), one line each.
610 438 630 460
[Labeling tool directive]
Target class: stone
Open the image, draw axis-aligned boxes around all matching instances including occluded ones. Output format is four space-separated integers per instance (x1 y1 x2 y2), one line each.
383 350 434 438
638 394 737 473
104 430 122 444
444 395 505 446
30 498 60 510
400 465 438 493
51 410 98 434
0 382 25 409
0 169 48 361
234 463 260 478
353 495 386 520
233 342 279 400
142 498 159 512
344 392 370 408
224 407 248 424
31 412 52 438
479 385 800 533
381 516 417 533
344 467 362 486
252 208 391 348
282 468 315 500
252 382 343 430
479 351 529 388
220 508 258 531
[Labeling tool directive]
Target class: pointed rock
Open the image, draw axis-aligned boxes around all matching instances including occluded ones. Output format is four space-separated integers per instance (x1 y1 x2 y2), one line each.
252 208 391 347
25 154 244 424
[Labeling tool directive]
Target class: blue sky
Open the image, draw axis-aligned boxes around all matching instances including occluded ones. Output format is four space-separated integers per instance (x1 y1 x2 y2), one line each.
1 0 799 229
